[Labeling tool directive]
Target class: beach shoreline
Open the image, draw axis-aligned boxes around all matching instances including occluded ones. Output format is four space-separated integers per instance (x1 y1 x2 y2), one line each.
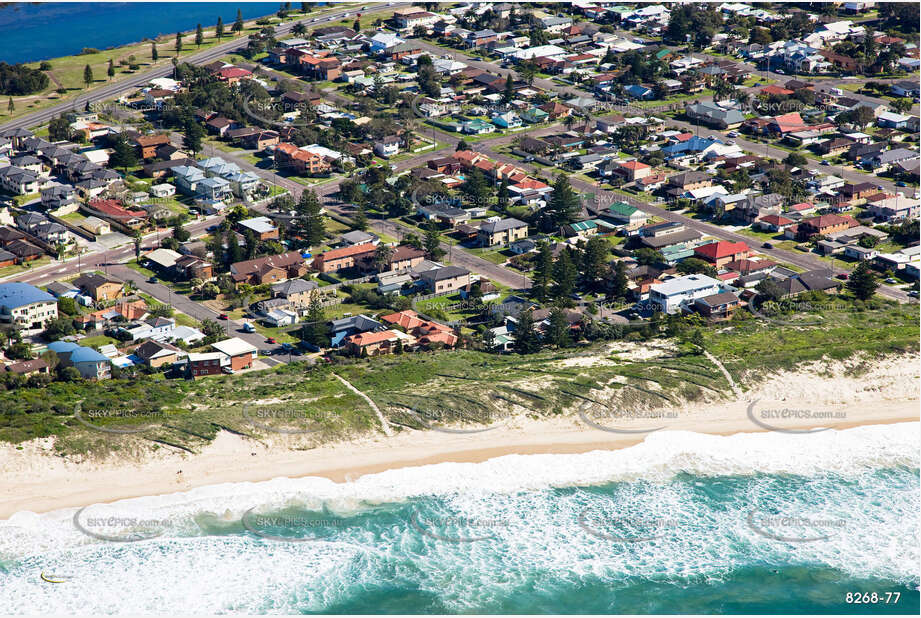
2 396 917 520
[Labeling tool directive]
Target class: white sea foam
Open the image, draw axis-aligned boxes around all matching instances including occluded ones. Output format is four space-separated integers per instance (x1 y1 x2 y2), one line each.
0 423 917 614
4 422 918 534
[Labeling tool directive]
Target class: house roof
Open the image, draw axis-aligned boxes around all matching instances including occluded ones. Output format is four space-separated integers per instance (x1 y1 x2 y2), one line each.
211 337 257 357
0 282 55 310
480 217 527 234
695 241 750 260
345 330 400 346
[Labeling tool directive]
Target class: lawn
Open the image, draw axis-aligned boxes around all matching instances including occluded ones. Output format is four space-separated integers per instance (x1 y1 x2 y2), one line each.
78 335 120 349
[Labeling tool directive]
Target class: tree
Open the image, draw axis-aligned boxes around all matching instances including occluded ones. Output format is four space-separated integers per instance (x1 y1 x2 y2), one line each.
42 317 76 342
6 97 13 114
676 257 717 277
847 261 878 300
634 247 664 266
216 16 225 40
195 24 204 47
784 152 808 168
423 223 444 259
151 42 159 61
532 241 553 302
512 309 541 354
226 229 244 264
581 236 608 291
551 248 577 301
107 59 115 80
497 177 509 211
891 98 913 113
456 139 471 152
175 32 183 54
503 74 514 103
109 133 138 171
296 189 325 247
300 297 329 347
607 261 628 300
232 9 244 32
543 173 580 230
545 307 572 348
373 244 394 272
83 64 93 87
353 17 361 32
292 22 306 36
183 116 205 156
352 204 368 231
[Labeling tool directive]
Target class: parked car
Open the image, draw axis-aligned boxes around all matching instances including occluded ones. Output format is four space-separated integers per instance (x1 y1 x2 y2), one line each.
836 273 849 280
885 278 898 284
908 290 919 298
727 131 739 138
147 276 158 284
896 181 907 187
221 367 235 374
218 313 228 320
266 337 277 344
821 160 830 165
762 242 774 249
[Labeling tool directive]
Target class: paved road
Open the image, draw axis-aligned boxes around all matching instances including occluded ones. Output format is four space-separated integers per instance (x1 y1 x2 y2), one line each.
0 3 403 133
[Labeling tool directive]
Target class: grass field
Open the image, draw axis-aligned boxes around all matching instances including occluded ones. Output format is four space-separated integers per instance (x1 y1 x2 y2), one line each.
2 290 916 456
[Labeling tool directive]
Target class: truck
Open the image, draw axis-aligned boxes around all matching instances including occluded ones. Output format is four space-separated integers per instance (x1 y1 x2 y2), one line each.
830 87 844 96
241 322 255 333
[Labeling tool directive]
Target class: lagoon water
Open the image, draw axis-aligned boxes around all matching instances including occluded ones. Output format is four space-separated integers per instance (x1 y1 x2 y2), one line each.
0 2 283 65
1 423 918 614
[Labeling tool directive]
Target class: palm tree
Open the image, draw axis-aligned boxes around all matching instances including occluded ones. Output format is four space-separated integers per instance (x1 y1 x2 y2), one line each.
190 278 203 298
563 114 577 132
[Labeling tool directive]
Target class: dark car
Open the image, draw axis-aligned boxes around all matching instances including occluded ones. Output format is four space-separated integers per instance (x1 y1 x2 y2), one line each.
762 242 774 249
836 273 849 280
147 276 158 284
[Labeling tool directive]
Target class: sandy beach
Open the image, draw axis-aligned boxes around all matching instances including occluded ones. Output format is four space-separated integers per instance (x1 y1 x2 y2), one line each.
2 355 918 519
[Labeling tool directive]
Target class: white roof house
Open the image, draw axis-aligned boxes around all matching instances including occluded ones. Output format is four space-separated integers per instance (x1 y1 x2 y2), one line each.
211 337 258 358
513 45 567 61
238 216 277 235
649 274 722 314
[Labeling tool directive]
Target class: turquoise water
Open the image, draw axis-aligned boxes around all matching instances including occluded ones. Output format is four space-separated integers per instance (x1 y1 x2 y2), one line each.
0 3 283 64
1 424 918 614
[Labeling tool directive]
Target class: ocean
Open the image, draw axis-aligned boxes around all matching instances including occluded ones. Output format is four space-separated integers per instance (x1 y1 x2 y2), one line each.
0 2 284 65
1 423 918 614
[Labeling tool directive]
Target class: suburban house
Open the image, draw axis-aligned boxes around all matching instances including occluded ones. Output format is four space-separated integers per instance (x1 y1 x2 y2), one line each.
211 337 258 371
72 273 124 301
796 213 855 240
46 341 111 380
186 352 227 378
649 274 723 314
313 243 377 273
237 216 279 241
477 218 528 247
373 136 402 158
230 251 308 286
0 282 58 331
602 202 648 230
271 278 319 308
419 265 471 293
134 340 185 368
694 241 751 268
344 329 406 356
693 291 741 320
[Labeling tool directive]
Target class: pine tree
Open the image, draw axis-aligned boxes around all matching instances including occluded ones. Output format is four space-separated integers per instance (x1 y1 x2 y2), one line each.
545 307 572 348
581 236 608 292
151 42 158 61
107 59 115 79
109 133 138 170
532 241 553 302
608 261 628 300
544 173 580 230
216 16 224 40
297 189 325 247
423 222 444 259
847 261 878 300
300 297 329 346
503 74 514 103
497 177 509 211
226 229 244 265
183 116 204 155
6 97 13 114
195 24 204 47
551 248 577 301
83 64 93 87
175 32 183 54
352 204 368 231
513 309 541 354
232 9 244 32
